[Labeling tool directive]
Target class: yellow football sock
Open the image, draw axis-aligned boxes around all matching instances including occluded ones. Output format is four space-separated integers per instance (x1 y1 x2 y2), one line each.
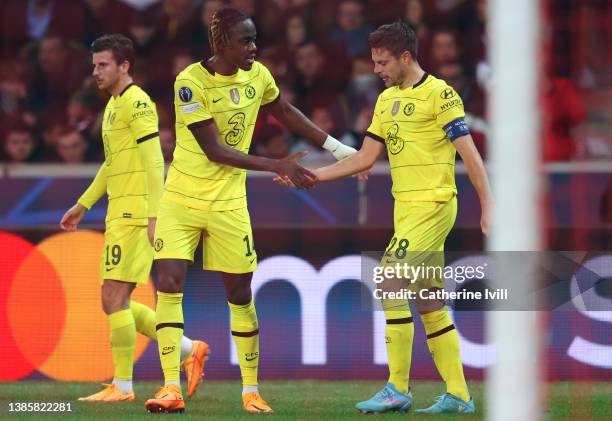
108 309 136 382
131 301 157 340
229 299 259 386
156 292 184 384
421 308 469 402
383 299 414 394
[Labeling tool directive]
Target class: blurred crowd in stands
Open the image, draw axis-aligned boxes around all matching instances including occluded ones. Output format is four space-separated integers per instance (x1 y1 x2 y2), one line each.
0 0 609 164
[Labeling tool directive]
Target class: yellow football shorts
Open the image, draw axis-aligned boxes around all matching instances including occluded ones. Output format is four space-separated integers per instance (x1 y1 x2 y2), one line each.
153 199 257 274
100 225 153 285
381 197 457 290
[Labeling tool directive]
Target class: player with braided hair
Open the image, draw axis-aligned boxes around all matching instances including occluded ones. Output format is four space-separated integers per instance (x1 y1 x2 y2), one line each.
144 7 358 414
207 7 241 55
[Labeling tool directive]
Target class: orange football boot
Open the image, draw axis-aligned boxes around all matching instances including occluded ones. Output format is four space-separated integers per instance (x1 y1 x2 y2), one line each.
78 383 135 402
243 391 274 414
181 340 210 398
144 384 185 413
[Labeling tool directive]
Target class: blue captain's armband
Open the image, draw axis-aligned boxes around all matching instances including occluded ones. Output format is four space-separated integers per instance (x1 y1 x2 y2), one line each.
443 118 470 141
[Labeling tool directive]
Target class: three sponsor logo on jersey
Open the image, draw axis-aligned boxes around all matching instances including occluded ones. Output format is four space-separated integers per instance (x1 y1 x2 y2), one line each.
388 101 408 154
386 123 405 155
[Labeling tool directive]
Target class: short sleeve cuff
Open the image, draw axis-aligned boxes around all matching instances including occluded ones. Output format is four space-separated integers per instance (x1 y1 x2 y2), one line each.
136 132 159 144
77 198 92 210
366 131 386 144
261 93 281 107
187 119 214 131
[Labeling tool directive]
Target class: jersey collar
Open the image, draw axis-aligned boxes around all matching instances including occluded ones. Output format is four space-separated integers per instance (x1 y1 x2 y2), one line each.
119 82 135 97
412 72 429 89
200 58 243 81
200 59 215 75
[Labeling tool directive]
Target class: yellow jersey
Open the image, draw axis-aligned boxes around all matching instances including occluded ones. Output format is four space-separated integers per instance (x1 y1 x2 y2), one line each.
366 73 466 202
164 60 280 211
92 84 159 226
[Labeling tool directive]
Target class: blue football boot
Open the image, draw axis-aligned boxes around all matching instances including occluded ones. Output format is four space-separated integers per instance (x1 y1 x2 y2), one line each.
355 383 412 414
415 393 475 414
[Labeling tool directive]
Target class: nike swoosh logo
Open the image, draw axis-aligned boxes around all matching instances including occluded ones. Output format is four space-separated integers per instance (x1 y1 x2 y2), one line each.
245 355 258 361
161 349 174 355
249 258 256 264
106 266 116 272
385 259 396 264
213 98 222 103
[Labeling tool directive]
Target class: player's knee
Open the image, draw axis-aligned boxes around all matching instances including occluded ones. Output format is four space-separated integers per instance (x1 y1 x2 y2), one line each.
155 260 186 293
101 282 132 314
227 287 252 306
414 292 444 314
101 299 114 315
222 272 253 305
157 272 184 293
101 293 127 315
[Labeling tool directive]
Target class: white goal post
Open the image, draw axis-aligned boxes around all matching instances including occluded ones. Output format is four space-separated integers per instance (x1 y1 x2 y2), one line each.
487 0 542 420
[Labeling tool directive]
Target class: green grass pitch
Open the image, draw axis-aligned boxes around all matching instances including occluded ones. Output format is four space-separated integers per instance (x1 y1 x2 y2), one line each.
1 381 611 420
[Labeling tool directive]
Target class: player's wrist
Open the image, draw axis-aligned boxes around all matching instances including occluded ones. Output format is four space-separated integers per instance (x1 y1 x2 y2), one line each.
75 201 89 212
268 158 283 174
480 195 493 209
322 135 340 152
322 135 357 160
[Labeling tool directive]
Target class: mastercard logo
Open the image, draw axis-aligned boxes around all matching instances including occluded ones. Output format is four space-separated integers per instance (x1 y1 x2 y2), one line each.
0 231 155 381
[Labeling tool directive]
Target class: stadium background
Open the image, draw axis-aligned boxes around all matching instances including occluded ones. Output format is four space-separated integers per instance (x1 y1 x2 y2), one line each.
0 0 611 388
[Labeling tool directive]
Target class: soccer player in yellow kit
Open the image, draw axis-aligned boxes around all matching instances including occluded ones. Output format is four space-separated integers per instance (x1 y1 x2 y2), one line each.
307 22 492 414
143 8 358 414
60 34 208 402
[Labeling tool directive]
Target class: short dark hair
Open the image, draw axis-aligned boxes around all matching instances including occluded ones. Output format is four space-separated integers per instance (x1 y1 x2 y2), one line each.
90 34 135 75
208 8 251 54
368 21 418 59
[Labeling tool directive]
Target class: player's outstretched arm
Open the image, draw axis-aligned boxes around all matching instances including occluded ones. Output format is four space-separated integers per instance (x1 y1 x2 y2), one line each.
191 122 316 189
266 96 356 160
313 137 384 182
453 135 493 235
